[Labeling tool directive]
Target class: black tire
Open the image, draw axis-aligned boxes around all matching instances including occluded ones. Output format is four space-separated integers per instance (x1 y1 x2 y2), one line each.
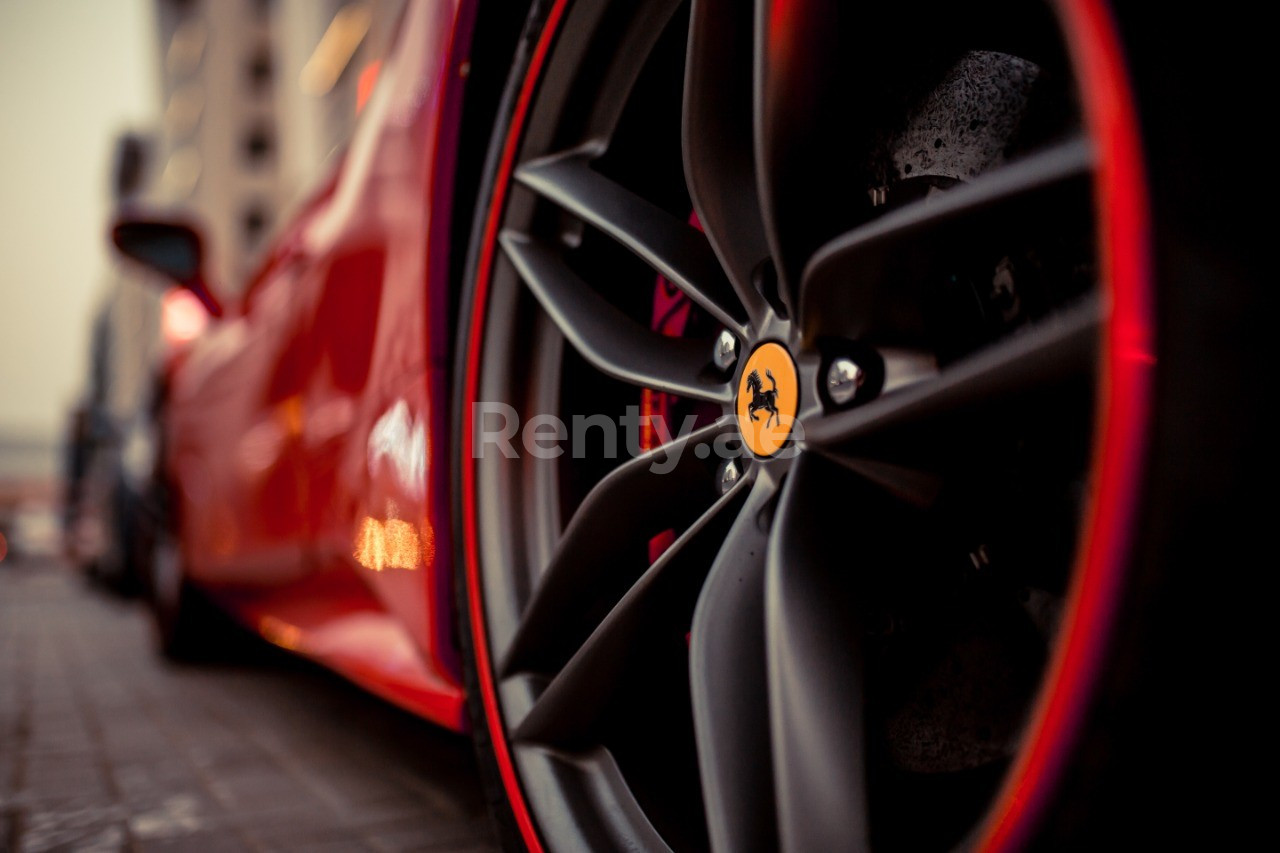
148 528 208 661
95 477 129 591
147 491 231 663
97 474 147 597
452 2 549 849
1021 5 1263 849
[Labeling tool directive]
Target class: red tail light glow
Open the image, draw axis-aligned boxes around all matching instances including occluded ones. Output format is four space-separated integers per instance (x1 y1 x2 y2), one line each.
161 287 209 346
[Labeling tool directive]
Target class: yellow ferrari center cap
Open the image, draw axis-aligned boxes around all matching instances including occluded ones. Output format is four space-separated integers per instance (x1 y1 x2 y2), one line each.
736 342 799 458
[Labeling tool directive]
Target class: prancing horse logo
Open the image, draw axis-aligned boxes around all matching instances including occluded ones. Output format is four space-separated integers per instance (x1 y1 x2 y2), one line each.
745 368 780 429
737 342 798 458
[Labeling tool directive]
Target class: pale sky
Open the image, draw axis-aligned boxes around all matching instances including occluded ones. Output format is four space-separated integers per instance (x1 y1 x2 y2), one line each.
0 0 157 439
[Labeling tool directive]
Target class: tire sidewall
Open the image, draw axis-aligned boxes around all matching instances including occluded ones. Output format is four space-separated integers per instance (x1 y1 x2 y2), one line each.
451 2 561 850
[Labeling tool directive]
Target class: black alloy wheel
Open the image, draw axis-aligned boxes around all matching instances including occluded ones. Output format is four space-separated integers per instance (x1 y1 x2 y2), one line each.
456 0 1146 850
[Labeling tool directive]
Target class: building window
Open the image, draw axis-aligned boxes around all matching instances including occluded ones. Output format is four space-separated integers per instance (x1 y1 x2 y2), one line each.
248 47 273 93
165 83 204 138
165 18 208 77
242 203 270 247
161 147 202 199
243 123 275 166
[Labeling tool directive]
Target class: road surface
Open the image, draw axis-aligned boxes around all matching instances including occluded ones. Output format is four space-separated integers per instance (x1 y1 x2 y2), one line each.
0 557 500 852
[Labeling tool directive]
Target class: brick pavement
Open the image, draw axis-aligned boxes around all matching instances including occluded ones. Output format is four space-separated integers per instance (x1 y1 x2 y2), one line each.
0 557 500 852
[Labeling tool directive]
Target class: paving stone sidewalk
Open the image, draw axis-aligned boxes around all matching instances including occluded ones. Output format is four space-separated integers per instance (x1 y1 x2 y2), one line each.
0 558 499 852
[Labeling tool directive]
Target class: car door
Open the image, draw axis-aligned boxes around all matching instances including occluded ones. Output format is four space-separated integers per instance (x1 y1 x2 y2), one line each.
166 234 319 591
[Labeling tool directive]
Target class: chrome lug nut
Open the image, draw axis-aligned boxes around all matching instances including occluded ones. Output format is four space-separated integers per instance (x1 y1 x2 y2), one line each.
713 330 738 371
717 459 741 494
826 357 865 406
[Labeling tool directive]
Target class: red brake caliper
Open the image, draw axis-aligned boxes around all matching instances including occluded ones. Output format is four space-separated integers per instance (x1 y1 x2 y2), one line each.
642 212 703 564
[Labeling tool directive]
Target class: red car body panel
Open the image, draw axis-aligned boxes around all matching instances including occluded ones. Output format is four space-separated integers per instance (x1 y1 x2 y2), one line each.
165 0 475 731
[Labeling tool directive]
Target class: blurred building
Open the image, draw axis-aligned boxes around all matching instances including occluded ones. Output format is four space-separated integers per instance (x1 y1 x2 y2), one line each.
151 0 402 292
54 0 405 579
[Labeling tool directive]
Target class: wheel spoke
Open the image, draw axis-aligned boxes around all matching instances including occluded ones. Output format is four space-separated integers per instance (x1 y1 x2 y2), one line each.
764 455 872 851
833 456 945 509
500 231 733 403
512 478 750 746
574 0 686 143
502 419 734 676
754 0 843 316
683 0 770 325
806 294 1100 453
690 474 779 853
516 150 748 332
799 138 1095 341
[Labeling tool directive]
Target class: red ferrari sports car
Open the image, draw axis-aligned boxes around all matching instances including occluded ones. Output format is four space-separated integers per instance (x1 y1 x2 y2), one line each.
110 0 1253 849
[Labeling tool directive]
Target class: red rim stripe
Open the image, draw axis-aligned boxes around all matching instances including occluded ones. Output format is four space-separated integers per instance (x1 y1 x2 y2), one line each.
460 1 571 851
978 0 1153 849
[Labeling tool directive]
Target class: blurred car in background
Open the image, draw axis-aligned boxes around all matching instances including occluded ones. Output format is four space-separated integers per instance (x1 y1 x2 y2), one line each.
63 131 209 593
1 477 60 564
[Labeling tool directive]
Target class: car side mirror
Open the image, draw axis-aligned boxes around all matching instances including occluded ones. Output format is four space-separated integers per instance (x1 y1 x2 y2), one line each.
111 216 223 317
